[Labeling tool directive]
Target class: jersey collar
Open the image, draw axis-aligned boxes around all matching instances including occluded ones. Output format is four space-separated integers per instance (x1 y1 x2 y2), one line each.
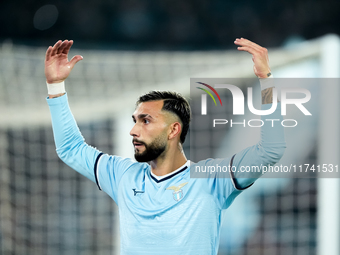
150 161 190 183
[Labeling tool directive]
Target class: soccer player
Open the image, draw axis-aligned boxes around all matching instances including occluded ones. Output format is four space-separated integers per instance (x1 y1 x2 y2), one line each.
45 38 285 254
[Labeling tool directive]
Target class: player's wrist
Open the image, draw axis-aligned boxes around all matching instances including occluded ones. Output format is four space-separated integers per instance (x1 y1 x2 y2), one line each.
257 71 272 79
259 73 274 90
46 81 66 98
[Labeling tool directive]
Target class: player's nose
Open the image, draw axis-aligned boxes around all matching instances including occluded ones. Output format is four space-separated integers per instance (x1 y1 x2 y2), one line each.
130 123 140 137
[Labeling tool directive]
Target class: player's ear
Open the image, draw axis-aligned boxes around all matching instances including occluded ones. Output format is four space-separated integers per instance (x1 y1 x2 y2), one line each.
168 122 182 141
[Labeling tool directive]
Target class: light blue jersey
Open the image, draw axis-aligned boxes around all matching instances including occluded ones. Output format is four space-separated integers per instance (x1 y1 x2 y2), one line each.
47 94 285 255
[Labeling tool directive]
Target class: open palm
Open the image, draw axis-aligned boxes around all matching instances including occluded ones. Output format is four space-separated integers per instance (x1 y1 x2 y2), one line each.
234 38 271 78
45 40 83 84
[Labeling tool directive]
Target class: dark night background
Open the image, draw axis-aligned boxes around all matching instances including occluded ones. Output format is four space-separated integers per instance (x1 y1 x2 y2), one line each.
1 0 339 50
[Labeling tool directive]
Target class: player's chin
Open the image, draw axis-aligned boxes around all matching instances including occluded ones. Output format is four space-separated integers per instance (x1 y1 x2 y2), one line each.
134 152 149 162
134 150 146 160
134 146 145 153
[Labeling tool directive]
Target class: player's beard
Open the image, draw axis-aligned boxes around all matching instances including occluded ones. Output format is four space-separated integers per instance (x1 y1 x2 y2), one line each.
133 134 167 162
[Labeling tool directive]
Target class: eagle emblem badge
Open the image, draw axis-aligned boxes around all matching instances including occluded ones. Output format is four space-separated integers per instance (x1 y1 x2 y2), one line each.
166 182 188 201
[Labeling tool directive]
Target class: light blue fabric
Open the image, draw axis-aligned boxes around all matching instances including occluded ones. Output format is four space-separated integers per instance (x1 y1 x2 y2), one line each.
47 93 285 255
232 102 286 188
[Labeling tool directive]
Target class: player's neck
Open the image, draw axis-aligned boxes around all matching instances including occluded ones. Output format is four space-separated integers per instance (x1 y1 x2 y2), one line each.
149 149 187 176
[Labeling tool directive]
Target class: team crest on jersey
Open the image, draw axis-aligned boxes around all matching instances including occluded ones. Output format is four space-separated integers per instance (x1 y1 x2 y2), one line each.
166 182 188 201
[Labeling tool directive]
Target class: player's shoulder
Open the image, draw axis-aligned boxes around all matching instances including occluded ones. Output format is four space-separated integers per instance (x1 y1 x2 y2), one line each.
99 153 149 174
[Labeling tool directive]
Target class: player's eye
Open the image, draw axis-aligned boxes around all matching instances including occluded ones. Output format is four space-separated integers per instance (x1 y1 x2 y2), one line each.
143 119 150 124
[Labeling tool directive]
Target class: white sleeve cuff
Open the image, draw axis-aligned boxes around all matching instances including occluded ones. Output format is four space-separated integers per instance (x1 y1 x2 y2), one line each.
46 81 66 95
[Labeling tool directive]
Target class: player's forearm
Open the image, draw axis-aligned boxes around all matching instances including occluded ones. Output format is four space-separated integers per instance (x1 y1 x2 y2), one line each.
233 81 286 188
262 87 274 104
260 74 277 105
47 94 100 182
258 78 286 153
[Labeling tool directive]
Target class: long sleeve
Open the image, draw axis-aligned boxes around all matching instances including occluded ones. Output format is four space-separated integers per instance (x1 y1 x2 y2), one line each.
232 102 286 189
47 93 101 183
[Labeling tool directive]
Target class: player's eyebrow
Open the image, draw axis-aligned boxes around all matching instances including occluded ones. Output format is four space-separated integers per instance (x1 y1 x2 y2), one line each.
132 114 153 121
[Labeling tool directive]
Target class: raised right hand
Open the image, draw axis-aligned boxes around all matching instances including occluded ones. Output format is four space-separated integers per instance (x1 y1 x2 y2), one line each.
234 38 271 79
45 40 83 84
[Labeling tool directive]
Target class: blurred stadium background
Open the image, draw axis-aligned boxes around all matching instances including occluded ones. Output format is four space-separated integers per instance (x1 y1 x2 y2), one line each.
0 0 340 254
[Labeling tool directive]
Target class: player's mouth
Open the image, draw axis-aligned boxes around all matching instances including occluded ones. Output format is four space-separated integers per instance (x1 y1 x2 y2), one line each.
133 140 145 148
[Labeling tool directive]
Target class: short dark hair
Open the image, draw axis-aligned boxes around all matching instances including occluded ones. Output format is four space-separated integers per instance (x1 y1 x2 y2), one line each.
136 91 191 144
